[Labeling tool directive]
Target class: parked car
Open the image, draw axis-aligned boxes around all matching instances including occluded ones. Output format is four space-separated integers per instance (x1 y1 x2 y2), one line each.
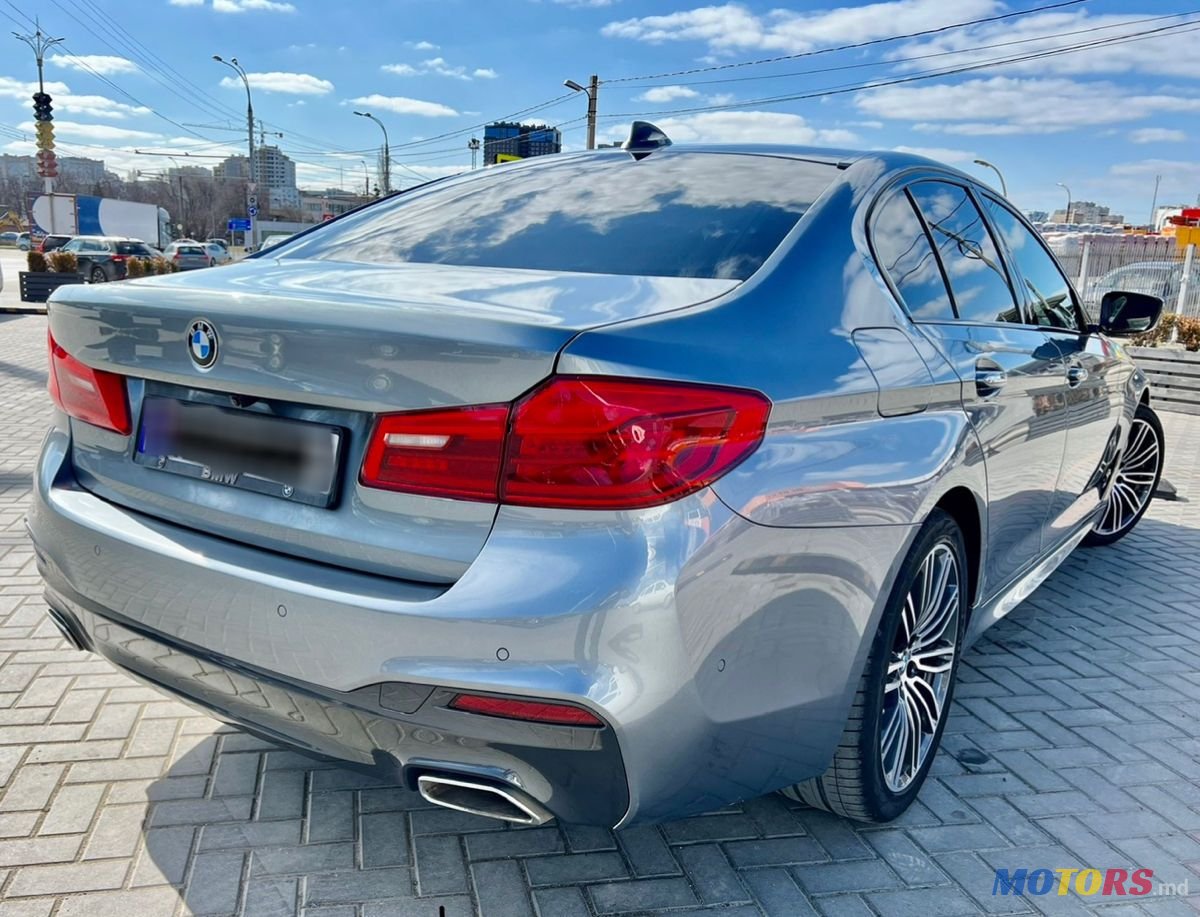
1088 261 1200 312
58 236 162 282
0 231 19 247
258 233 291 252
204 241 232 265
16 231 31 251
164 241 215 270
38 234 73 254
30 139 1166 828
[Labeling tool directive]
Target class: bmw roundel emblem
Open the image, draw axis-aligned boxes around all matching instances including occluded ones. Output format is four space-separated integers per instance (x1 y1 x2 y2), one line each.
188 319 218 370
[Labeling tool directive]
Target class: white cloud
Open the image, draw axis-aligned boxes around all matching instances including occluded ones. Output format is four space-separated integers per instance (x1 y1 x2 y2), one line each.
18 120 160 142
892 145 977 164
553 0 619 6
1129 128 1187 145
891 10 1200 80
409 40 439 51
635 85 701 103
348 94 459 117
608 110 857 145
0 76 150 119
857 77 1200 135
222 71 334 95
168 0 204 5
49 54 138 75
381 58 494 81
213 0 296 12
602 0 998 53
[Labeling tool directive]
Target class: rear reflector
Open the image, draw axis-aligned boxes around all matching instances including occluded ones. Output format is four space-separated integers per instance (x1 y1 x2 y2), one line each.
47 332 131 435
448 693 604 727
360 405 508 500
360 377 770 509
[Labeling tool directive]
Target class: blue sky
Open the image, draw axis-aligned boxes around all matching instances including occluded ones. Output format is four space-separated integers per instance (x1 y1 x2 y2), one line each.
1 0 1197 221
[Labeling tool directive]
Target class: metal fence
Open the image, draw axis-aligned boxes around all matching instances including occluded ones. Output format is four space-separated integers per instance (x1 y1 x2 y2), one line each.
1047 235 1199 321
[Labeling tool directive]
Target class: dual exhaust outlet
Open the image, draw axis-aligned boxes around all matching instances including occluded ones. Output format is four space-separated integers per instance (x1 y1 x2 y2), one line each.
416 773 554 826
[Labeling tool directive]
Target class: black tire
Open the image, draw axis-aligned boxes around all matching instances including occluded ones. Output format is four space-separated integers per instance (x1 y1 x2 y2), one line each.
90 266 108 283
780 508 967 822
1083 403 1164 547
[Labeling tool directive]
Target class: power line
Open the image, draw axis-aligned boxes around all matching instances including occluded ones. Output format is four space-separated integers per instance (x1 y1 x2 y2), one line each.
612 9 1199 89
597 18 1200 121
602 0 1093 84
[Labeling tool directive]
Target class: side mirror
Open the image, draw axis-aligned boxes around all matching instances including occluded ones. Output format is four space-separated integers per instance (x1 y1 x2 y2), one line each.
1098 290 1164 336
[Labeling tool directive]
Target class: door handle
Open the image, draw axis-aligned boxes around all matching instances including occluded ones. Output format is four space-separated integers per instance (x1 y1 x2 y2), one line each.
1067 365 1089 387
975 367 1007 396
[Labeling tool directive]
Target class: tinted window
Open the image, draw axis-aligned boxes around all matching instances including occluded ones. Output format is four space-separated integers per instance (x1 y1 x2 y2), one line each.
910 183 1019 324
116 242 155 256
283 152 837 280
871 191 954 321
982 197 1079 331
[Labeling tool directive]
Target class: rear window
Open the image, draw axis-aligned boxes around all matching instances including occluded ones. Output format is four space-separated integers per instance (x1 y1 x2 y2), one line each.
177 246 205 255
116 242 155 256
281 152 836 280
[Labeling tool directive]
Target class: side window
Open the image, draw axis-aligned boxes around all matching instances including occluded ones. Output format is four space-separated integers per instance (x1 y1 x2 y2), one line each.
61 239 80 252
982 197 1080 332
909 182 1020 324
870 191 954 321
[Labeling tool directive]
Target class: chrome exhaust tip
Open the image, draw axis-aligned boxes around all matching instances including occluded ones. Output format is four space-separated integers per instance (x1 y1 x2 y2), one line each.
417 774 554 826
45 605 89 652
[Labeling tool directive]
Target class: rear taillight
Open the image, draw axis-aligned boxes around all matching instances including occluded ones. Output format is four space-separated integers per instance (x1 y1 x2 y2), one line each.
46 332 131 434
359 377 769 509
448 693 604 727
360 405 508 500
110 254 126 263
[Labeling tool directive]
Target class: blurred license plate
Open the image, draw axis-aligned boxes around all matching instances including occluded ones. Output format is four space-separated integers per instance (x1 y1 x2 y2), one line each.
135 398 342 507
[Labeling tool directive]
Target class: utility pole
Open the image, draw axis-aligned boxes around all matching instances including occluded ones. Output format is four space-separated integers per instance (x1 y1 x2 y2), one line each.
1149 173 1163 231
14 22 65 233
360 160 369 197
354 111 390 193
213 55 257 249
468 137 480 169
564 75 599 150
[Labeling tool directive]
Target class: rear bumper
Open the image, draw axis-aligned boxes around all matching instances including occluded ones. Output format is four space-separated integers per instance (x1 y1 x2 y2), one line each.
30 419 916 826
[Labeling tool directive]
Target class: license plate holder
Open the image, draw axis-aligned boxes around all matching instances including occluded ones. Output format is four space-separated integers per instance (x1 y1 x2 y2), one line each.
134 397 343 508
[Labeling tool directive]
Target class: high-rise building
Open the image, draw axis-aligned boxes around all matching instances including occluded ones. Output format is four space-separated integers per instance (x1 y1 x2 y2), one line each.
482 122 562 165
215 147 296 191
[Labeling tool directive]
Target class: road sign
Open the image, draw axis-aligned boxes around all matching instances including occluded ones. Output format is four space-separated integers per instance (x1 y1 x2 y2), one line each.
228 218 251 231
247 194 259 208
495 153 523 163
248 206 259 217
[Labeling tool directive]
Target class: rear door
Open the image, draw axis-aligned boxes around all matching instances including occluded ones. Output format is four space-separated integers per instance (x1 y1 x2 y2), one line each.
980 195 1128 545
871 179 1070 597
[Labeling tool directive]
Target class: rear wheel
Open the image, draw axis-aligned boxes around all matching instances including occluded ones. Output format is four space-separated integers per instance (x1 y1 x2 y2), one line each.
1084 403 1164 546
90 266 107 283
781 509 966 821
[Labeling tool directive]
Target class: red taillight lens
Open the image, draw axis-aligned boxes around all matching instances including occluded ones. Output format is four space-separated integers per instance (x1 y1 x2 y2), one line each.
360 405 508 500
502 377 770 509
359 378 770 508
46 332 131 434
448 693 603 727
110 254 126 263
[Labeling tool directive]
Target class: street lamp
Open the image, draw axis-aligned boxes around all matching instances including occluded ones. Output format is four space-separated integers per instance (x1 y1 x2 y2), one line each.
1057 181 1073 224
973 159 1008 198
166 155 187 238
360 159 370 198
213 54 256 248
564 76 599 150
354 111 390 194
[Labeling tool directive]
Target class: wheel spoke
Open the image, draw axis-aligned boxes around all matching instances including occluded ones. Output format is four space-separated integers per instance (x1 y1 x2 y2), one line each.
911 645 955 674
907 676 942 732
903 690 922 777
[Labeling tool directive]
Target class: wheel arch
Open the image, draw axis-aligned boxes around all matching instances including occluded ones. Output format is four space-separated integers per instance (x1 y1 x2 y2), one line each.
932 485 985 613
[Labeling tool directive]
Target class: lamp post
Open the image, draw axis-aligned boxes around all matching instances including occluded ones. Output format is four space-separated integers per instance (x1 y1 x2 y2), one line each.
213 54 256 249
360 159 370 198
1057 181 1073 224
354 111 390 193
468 137 481 169
166 156 187 239
973 159 1008 198
564 75 599 150
14 23 65 231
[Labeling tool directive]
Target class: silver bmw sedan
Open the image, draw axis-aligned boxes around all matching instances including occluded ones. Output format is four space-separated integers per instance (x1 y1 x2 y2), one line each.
30 131 1166 828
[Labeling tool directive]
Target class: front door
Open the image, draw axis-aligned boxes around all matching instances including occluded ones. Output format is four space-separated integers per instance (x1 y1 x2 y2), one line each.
978 195 1130 546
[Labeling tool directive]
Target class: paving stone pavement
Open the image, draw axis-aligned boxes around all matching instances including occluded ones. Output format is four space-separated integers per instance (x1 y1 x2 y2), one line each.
2 312 1199 917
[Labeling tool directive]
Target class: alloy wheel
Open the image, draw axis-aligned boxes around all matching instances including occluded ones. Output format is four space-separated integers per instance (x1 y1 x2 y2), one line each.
880 541 960 793
1095 417 1160 537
